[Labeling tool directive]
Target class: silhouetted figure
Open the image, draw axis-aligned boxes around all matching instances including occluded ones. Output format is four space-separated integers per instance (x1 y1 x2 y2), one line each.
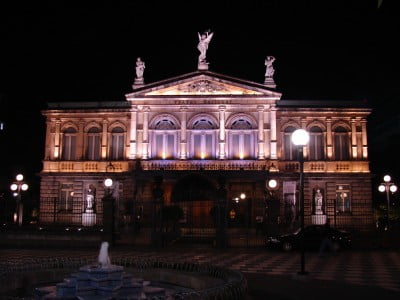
318 222 335 256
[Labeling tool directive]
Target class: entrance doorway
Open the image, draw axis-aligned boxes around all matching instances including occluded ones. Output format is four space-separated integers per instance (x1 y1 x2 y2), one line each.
171 174 218 243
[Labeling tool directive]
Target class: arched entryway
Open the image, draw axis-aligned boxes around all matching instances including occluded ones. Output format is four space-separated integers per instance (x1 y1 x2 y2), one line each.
171 173 219 242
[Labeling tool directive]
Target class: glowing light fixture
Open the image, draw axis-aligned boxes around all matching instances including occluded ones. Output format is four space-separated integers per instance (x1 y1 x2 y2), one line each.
291 129 310 146
104 178 113 188
268 179 278 189
378 174 397 230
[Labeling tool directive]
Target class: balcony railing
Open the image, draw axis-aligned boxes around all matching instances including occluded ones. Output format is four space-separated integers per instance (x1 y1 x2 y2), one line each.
42 159 370 173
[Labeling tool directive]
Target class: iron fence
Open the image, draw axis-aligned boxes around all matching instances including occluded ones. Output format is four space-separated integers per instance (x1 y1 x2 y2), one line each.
6 196 378 248
38 197 103 227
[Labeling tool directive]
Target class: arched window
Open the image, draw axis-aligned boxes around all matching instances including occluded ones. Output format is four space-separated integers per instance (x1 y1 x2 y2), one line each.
333 126 350 160
191 118 216 159
309 126 324 160
86 127 101 160
110 127 125 160
155 119 176 130
283 126 298 161
231 119 252 130
153 119 177 159
62 127 77 160
229 118 254 159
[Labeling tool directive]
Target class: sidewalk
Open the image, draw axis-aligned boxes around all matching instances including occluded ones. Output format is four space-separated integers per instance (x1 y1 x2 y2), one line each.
244 273 400 300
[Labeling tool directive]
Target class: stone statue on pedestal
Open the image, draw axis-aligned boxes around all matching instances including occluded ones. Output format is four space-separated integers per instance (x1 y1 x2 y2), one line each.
135 57 145 79
265 56 276 78
133 57 145 86
264 56 276 88
314 189 323 214
86 194 94 212
197 30 214 70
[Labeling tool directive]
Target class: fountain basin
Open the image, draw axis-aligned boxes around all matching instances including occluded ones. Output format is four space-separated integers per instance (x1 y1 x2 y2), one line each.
0 257 247 299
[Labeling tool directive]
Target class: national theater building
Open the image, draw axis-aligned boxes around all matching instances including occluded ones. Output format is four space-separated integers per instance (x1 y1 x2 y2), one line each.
39 35 373 243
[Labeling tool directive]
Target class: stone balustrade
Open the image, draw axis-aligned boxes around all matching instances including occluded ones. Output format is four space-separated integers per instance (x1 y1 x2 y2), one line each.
42 160 369 173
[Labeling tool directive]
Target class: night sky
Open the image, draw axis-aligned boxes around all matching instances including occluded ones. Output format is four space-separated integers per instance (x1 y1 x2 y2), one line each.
0 1 397 197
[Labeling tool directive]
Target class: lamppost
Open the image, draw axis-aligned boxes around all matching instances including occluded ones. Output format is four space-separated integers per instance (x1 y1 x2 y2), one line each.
378 175 397 229
267 179 278 191
291 128 310 275
104 178 113 196
10 174 29 226
103 177 115 245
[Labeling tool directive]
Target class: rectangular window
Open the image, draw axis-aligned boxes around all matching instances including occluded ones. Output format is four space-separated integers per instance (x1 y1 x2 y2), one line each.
111 134 124 160
192 132 214 159
59 184 74 211
229 132 254 159
62 135 76 160
87 135 100 160
153 132 176 159
334 134 350 160
284 134 297 160
309 134 324 160
336 184 351 213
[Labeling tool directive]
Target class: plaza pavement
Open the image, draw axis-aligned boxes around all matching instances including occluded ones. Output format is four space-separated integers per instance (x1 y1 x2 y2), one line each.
0 245 399 299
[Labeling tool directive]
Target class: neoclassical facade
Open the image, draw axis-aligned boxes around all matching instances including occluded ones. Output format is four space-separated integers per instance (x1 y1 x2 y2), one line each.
39 62 373 240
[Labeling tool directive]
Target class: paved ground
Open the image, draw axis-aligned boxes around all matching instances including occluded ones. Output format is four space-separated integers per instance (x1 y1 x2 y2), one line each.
1 245 400 299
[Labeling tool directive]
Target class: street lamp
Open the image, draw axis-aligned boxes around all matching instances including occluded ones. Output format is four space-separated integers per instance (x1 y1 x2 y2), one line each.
267 179 278 190
104 178 113 196
378 175 397 229
10 174 29 226
291 128 310 275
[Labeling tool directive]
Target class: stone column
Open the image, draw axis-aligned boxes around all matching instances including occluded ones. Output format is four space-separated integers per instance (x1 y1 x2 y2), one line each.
77 120 85 159
257 105 265 159
351 118 357 159
101 119 108 159
142 107 149 159
270 106 277 159
326 117 333 159
54 119 61 159
180 106 187 159
264 106 270 158
361 118 368 159
45 120 51 160
219 106 226 159
129 107 137 159
301 118 308 158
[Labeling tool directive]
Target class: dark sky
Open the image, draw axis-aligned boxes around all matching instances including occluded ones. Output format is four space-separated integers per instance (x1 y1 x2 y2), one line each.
0 1 397 193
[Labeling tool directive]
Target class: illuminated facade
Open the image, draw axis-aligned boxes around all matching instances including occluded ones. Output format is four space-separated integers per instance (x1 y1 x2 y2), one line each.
39 67 374 239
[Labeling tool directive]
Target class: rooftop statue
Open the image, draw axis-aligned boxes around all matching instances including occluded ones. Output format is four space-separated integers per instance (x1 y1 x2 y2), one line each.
197 30 214 69
265 56 276 78
264 55 277 88
135 57 145 79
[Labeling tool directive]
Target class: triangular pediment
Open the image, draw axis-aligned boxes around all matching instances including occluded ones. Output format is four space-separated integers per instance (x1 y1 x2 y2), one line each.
126 71 281 99
146 79 262 95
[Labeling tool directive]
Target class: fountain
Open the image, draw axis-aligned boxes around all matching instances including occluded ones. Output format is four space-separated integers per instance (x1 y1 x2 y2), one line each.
34 242 167 299
0 242 247 299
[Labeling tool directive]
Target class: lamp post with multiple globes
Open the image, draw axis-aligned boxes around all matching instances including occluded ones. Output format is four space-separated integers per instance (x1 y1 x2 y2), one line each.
291 129 310 275
378 175 397 230
10 174 29 226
